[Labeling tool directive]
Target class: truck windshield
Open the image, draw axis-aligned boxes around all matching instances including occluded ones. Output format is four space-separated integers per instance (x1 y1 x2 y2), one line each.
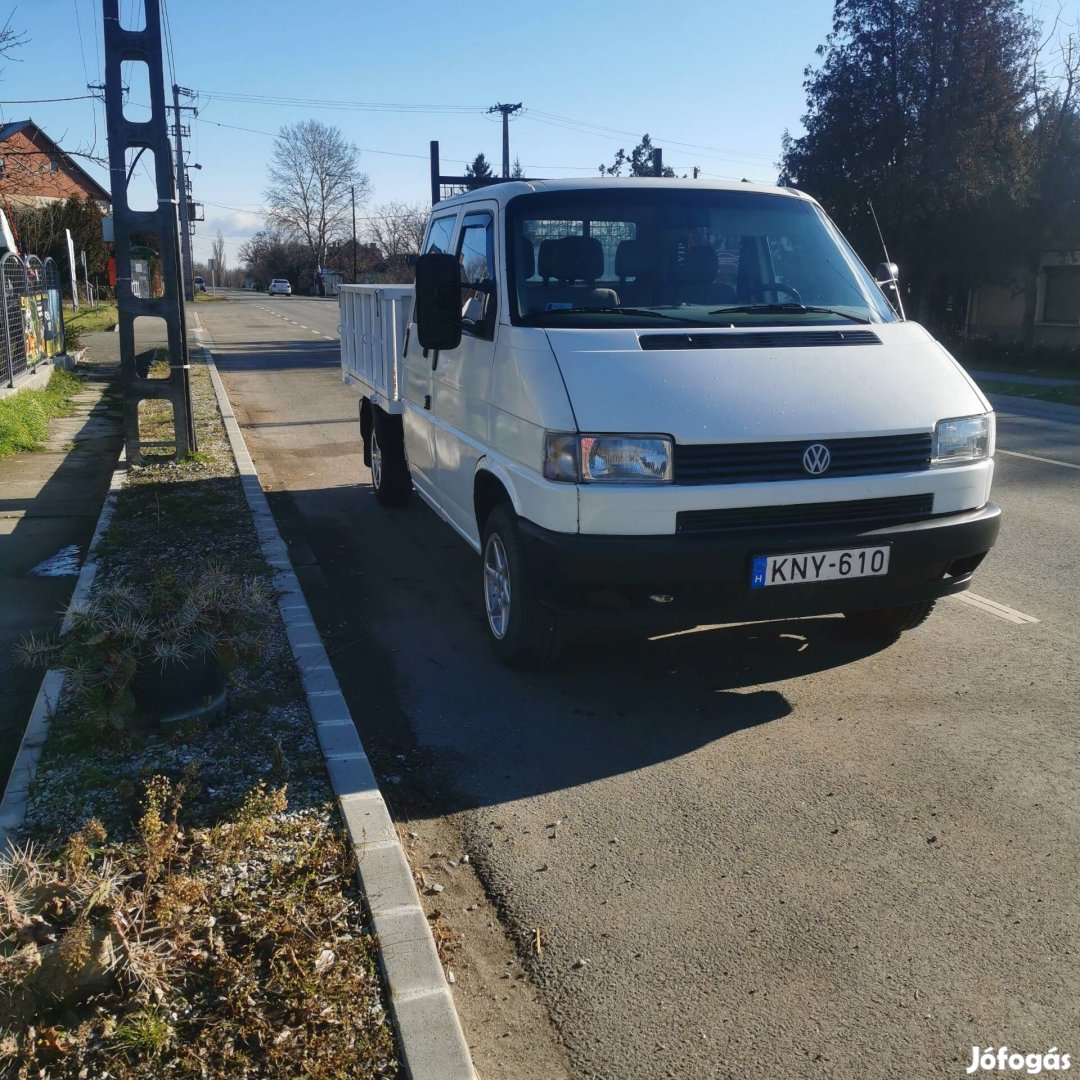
505 188 898 328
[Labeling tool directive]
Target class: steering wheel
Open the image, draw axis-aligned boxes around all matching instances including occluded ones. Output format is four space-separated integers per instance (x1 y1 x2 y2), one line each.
748 281 803 304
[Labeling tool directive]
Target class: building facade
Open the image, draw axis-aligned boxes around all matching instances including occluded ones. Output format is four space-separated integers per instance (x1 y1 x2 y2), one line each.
0 120 111 211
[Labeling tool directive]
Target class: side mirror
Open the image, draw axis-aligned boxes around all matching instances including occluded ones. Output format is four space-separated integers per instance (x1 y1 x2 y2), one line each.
875 262 899 286
414 253 462 350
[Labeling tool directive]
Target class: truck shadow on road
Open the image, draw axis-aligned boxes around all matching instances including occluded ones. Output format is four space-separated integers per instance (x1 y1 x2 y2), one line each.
272 486 902 812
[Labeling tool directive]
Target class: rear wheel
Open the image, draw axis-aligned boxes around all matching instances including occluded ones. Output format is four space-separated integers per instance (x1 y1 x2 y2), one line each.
482 504 560 667
843 599 936 638
369 408 411 506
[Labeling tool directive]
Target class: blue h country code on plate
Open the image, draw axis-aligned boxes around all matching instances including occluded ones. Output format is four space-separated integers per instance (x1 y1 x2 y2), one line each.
751 557 769 588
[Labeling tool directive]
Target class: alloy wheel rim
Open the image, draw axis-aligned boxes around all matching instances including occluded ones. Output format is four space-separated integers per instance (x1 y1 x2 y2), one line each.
370 428 383 490
484 534 511 639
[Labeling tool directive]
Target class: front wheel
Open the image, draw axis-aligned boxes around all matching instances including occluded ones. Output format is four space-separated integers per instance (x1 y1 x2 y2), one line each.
482 505 560 667
843 599 936 638
369 408 411 506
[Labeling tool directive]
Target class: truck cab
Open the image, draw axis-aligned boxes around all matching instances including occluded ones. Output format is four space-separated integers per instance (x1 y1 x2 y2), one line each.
341 179 999 665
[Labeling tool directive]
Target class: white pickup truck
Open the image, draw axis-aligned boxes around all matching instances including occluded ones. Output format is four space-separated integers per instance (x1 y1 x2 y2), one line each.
340 178 1000 665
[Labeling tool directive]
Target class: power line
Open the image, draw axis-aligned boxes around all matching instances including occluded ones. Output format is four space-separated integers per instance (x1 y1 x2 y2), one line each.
0 94 99 103
200 89 485 114
72 0 90 85
161 0 177 88
191 85 777 172
197 117 474 165
522 110 777 168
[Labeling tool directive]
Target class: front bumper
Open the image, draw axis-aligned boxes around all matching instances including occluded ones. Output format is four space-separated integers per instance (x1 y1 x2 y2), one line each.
518 503 1001 627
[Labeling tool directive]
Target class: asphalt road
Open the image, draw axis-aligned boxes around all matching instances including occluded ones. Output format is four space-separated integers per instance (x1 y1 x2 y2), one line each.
197 292 1079 1080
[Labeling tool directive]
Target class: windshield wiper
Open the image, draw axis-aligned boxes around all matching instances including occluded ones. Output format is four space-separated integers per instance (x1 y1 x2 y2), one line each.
537 307 703 323
707 303 871 324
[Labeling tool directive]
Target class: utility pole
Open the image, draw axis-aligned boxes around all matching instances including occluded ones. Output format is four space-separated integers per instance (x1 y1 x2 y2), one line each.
351 184 357 283
486 102 523 179
171 84 197 301
103 0 195 462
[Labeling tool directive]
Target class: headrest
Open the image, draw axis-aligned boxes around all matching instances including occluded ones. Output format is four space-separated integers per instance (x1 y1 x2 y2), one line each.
535 235 605 282
538 238 560 281
552 235 604 282
516 236 536 278
615 239 652 280
672 246 718 284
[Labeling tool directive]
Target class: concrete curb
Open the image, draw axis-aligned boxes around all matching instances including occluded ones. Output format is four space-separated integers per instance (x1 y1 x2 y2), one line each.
0 453 126 853
0 362 55 401
198 339 476 1080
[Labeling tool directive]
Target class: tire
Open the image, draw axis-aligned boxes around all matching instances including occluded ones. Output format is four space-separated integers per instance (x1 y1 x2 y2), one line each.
481 504 561 667
369 408 411 506
843 599 937 638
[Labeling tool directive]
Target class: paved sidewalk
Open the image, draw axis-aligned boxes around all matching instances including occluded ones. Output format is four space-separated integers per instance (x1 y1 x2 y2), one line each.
0 321 170 789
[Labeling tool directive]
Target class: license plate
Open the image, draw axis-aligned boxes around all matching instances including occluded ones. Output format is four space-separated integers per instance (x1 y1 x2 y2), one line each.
750 546 890 588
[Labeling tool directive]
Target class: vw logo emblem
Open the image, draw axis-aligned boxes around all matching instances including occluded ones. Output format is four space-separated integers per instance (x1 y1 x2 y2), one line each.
802 443 831 475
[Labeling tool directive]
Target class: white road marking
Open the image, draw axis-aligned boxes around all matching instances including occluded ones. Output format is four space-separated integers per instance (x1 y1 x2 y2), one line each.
948 591 1040 624
999 449 1080 471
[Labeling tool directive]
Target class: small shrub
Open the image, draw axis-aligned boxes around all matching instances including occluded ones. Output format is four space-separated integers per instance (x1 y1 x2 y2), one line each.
15 566 274 736
63 321 83 354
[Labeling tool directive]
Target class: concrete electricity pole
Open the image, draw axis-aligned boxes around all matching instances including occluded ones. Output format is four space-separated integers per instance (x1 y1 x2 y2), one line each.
103 0 195 462
171 84 197 301
487 102 523 179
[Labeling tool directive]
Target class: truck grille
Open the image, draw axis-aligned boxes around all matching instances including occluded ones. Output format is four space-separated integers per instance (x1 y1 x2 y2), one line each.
676 494 935 534
674 433 932 484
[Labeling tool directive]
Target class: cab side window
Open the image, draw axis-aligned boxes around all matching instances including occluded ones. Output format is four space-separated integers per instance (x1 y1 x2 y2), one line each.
426 214 456 255
458 212 496 339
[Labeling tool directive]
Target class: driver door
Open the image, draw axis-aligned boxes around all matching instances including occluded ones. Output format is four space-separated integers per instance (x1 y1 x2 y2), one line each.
431 206 499 544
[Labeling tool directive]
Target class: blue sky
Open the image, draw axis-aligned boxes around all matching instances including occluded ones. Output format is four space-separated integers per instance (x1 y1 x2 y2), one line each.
5 0 1075 266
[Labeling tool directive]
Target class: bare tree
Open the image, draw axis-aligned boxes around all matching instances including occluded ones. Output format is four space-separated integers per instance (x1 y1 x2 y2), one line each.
358 202 429 283
365 201 429 259
264 120 370 269
212 230 227 274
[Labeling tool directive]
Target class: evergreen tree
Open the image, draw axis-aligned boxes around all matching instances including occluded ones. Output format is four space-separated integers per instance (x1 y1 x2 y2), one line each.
780 0 1032 324
600 134 675 177
465 153 494 189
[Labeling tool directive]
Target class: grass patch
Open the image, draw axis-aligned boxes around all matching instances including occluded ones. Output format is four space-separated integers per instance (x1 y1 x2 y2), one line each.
977 379 1080 407
193 292 227 303
0 368 83 462
949 335 1080 380
65 302 118 335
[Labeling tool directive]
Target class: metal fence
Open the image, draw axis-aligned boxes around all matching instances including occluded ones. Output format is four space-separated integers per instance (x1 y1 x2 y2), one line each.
1 252 66 388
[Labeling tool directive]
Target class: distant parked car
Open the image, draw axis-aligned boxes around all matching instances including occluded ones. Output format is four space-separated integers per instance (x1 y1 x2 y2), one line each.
193 276 206 292
268 278 292 296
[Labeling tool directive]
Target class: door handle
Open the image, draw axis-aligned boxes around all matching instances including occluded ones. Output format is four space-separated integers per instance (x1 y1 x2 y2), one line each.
431 349 439 372
424 394 431 411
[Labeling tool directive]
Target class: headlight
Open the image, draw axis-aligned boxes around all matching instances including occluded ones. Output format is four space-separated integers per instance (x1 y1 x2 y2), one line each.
543 433 673 483
932 413 992 466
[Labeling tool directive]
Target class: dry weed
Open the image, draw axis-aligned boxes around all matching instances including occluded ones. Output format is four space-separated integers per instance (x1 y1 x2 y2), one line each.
0 780 399 1078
